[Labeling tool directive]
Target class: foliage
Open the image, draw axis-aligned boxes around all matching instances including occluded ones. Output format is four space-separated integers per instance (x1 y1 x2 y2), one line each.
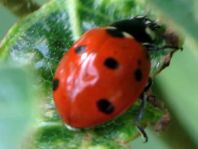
0 0 197 148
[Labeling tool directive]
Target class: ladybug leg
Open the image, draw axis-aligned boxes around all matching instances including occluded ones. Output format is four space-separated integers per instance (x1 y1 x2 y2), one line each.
135 94 147 123
134 78 152 142
136 125 148 143
135 93 148 142
136 77 152 122
144 77 152 92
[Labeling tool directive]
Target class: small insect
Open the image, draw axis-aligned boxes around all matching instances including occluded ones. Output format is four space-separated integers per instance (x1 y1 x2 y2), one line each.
53 16 180 141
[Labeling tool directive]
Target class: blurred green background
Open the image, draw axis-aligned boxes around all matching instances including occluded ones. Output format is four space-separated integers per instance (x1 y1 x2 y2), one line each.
0 5 16 40
0 0 197 148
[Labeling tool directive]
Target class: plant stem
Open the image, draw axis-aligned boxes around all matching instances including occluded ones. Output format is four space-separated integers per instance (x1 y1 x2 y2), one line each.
67 0 82 40
0 0 40 17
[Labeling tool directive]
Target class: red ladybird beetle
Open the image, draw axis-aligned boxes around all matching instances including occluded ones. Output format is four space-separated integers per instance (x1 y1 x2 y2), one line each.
52 16 177 134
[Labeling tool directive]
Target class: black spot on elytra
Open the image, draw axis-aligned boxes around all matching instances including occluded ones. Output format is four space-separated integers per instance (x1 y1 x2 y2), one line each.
104 57 119 69
53 79 59 91
97 99 114 114
134 68 143 82
75 46 86 54
106 28 124 38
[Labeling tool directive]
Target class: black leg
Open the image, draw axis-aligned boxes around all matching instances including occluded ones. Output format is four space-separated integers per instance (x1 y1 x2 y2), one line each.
136 125 148 142
144 77 152 92
134 77 153 142
135 93 148 142
134 77 159 142
135 94 147 123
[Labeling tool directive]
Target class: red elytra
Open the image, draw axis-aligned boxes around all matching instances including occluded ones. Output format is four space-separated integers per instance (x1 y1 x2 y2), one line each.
53 28 150 128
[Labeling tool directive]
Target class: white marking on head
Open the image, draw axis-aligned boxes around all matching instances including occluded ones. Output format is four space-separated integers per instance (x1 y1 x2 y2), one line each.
145 20 151 25
145 27 156 40
122 32 134 39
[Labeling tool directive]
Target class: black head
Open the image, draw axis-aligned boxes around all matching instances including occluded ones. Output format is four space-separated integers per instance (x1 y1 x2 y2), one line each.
110 16 165 44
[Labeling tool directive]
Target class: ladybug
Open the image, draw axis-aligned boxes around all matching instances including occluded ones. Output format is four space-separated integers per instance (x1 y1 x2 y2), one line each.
53 16 176 131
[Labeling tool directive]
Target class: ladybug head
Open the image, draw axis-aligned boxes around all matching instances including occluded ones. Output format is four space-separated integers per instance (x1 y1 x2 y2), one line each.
110 15 182 51
110 15 166 45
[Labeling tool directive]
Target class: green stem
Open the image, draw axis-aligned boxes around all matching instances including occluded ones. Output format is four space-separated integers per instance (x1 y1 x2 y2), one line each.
0 0 40 17
67 0 82 40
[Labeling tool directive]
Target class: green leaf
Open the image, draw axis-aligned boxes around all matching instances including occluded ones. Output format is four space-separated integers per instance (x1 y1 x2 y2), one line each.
30 103 162 149
0 0 174 148
0 64 37 149
0 0 74 88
